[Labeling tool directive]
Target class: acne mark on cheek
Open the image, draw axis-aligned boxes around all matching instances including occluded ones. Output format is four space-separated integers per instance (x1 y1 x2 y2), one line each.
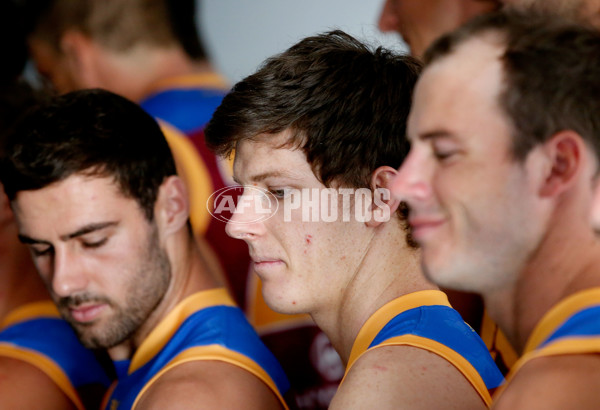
292 301 296 305
340 256 346 260
305 234 313 245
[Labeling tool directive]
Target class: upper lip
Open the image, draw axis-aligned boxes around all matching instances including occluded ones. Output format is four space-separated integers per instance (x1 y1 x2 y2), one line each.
408 216 445 230
68 302 105 311
252 257 281 263
249 251 282 263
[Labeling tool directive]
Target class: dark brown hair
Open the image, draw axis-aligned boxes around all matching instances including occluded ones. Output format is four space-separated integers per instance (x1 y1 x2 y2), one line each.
205 30 422 189
0 89 177 220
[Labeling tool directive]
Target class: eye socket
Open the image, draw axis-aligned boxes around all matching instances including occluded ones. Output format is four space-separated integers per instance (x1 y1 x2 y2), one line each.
431 139 460 162
30 245 53 257
268 187 294 199
81 237 108 249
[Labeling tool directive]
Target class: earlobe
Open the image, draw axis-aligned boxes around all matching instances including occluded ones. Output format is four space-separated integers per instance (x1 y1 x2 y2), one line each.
156 176 190 235
366 166 402 227
539 131 583 197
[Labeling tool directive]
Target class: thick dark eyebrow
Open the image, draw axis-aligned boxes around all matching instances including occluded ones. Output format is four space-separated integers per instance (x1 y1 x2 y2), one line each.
18 221 119 245
18 234 50 246
233 171 301 185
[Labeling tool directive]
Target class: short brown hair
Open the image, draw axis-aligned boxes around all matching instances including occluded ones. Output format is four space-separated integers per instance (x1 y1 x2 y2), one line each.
27 0 190 54
205 30 422 189
424 10 600 161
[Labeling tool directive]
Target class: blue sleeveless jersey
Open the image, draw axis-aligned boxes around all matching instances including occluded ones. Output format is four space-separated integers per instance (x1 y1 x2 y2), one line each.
104 288 290 409
140 73 227 135
0 301 112 410
503 287 600 391
537 304 600 349
345 290 504 407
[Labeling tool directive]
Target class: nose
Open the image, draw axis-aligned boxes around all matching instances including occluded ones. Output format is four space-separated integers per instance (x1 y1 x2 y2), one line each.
225 188 269 240
390 150 432 204
51 247 89 298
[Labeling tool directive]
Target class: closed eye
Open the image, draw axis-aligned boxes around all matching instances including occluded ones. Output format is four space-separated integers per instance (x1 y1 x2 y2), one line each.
81 237 108 249
30 245 54 257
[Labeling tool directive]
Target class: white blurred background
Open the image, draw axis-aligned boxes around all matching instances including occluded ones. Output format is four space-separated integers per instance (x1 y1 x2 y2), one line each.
198 0 408 84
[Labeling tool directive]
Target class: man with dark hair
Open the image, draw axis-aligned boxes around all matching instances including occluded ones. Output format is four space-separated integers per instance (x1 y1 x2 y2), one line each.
0 83 112 410
0 89 289 409
392 11 600 407
24 0 251 313
205 30 503 409
0 3 112 407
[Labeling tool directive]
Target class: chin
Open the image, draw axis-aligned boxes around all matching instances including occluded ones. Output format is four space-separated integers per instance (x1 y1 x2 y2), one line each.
263 288 307 315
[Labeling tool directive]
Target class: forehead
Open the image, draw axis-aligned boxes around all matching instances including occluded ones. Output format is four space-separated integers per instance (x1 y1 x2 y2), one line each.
233 131 313 182
409 35 507 138
13 174 137 233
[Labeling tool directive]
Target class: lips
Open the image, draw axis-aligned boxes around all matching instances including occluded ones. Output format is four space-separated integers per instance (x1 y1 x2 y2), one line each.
408 217 445 242
69 303 107 323
250 255 284 274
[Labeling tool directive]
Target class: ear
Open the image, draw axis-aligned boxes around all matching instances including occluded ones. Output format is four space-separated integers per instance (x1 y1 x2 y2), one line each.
366 166 402 228
154 176 190 236
538 131 584 198
60 30 102 89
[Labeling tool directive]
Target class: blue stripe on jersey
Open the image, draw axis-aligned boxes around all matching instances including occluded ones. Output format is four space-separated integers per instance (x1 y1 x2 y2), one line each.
141 88 226 134
369 305 504 390
108 305 289 409
540 305 600 348
0 317 111 387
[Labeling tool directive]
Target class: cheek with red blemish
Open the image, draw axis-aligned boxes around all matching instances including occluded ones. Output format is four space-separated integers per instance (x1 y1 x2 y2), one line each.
304 234 313 254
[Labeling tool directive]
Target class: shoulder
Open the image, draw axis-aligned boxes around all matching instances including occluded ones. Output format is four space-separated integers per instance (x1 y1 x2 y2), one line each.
0 356 75 409
330 345 486 409
135 360 283 409
495 354 600 409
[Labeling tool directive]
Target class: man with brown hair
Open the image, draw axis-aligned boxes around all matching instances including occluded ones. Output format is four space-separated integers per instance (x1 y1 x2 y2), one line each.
205 30 503 409
392 10 600 408
25 0 250 309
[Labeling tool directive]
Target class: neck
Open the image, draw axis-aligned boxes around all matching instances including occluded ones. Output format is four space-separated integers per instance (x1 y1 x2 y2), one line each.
112 232 221 359
311 219 437 365
96 44 216 102
485 205 600 354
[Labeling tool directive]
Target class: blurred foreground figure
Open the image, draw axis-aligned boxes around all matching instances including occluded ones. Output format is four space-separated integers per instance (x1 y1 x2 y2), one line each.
392 10 600 408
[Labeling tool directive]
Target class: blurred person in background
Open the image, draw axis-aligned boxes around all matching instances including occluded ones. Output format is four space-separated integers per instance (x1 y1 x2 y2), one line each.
378 0 500 58
501 0 600 27
0 2 111 408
